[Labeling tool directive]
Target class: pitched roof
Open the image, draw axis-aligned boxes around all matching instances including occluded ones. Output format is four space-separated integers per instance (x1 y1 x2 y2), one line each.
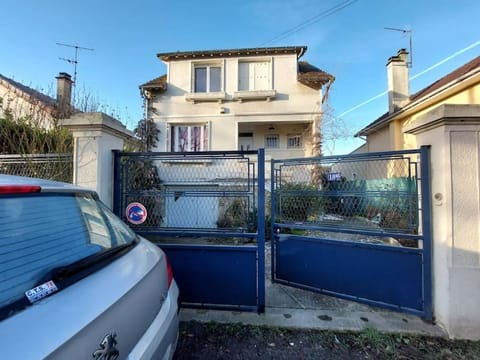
139 74 167 90
298 61 335 90
157 46 307 62
0 73 57 108
356 55 480 136
409 55 480 102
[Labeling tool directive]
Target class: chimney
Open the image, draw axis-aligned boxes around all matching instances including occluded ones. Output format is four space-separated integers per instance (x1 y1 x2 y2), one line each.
387 49 409 114
56 72 73 116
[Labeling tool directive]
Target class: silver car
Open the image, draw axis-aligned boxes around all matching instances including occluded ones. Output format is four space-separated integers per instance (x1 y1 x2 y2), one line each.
0 175 179 359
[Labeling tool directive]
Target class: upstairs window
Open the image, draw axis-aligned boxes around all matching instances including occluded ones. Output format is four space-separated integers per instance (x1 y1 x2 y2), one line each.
171 125 209 152
238 61 271 91
194 65 221 93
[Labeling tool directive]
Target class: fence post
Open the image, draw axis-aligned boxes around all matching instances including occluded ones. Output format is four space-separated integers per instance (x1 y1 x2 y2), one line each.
270 158 276 283
112 150 122 216
257 148 266 313
405 104 480 339
62 112 135 209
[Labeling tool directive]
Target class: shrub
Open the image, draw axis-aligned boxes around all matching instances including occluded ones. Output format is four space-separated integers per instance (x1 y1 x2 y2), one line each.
277 183 321 222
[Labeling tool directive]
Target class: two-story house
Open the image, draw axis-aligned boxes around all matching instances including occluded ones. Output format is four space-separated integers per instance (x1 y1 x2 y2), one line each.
139 46 334 159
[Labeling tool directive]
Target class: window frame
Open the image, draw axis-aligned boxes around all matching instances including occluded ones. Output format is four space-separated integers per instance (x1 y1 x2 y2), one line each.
169 124 209 152
193 63 223 93
264 134 280 149
287 134 303 149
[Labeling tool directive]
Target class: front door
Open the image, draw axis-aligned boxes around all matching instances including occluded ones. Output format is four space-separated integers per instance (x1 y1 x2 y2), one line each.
238 133 253 151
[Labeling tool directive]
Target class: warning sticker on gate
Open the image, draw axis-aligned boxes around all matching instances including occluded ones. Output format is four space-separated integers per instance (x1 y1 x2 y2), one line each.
126 202 148 225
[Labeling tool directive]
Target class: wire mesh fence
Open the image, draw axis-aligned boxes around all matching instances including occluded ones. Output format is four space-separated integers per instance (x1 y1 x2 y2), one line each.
0 154 73 182
115 151 262 234
272 150 425 246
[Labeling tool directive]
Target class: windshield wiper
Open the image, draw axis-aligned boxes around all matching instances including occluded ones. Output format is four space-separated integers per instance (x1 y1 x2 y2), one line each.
51 240 138 284
0 240 138 321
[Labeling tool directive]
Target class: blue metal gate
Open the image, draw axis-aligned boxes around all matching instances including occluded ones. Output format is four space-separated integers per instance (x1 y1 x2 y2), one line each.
271 147 432 320
113 150 265 312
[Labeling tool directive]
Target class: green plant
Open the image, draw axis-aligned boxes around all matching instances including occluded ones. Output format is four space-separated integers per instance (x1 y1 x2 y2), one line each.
277 183 322 222
0 117 72 154
355 327 396 355
217 198 248 229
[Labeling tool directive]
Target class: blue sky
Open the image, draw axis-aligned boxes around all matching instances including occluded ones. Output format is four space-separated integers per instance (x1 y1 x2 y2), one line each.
1 0 479 154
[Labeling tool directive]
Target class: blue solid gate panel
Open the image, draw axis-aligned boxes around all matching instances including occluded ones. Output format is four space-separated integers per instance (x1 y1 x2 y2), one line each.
161 244 258 308
275 235 424 312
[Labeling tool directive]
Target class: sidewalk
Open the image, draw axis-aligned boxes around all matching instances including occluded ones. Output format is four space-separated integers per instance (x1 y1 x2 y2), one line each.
180 277 445 336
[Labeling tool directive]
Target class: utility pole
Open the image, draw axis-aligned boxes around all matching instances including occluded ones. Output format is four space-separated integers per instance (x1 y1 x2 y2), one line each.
57 42 94 105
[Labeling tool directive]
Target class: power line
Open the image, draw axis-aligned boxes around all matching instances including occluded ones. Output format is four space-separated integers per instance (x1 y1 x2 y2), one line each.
260 0 359 46
338 40 480 118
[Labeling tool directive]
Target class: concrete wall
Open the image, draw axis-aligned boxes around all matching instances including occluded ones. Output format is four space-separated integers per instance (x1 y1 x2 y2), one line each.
405 104 480 339
150 53 322 158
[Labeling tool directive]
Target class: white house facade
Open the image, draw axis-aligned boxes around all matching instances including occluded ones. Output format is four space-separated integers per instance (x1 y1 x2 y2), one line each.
140 46 334 159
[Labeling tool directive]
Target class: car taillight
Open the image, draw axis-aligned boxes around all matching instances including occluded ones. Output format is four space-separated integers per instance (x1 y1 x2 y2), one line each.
166 255 173 288
0 185 41 194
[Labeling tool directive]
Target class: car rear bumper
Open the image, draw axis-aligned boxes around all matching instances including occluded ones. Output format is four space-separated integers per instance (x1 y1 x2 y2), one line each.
127 280 180 360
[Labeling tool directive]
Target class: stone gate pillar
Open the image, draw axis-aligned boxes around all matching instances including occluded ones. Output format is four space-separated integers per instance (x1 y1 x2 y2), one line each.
62 112 135 209
405 104 480 339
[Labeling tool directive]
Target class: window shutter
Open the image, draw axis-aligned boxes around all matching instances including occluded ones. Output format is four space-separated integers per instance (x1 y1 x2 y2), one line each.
239 62 249 91
254 62 269 90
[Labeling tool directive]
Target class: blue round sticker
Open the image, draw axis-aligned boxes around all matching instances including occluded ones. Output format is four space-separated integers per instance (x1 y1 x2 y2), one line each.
125 202 148 225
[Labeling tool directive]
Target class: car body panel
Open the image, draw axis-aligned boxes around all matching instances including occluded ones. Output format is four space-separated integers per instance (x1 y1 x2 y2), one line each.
0 175 179 359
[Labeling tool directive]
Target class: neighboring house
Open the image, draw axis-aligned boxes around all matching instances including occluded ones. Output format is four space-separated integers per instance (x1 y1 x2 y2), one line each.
355 49 480 153
0 72 73 127
139 46 334 159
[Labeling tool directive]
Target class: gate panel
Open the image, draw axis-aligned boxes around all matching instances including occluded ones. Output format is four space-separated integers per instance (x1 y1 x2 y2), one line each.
271 147 432 319
113 150 265 312
162 245 257 306
276 236 423 311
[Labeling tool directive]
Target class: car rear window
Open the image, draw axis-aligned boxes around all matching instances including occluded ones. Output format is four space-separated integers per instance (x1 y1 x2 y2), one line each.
0 192 136 311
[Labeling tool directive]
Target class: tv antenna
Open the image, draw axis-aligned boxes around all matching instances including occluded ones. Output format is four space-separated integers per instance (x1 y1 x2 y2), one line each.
56 42 94 104
384 27 413 68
